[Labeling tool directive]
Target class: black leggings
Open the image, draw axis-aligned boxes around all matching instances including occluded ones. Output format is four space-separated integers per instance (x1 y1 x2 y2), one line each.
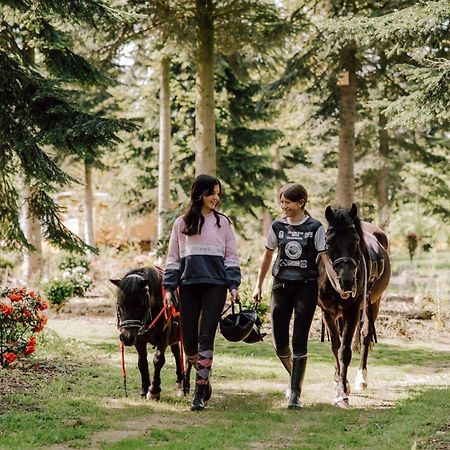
271 279 318 358
179 283 227 357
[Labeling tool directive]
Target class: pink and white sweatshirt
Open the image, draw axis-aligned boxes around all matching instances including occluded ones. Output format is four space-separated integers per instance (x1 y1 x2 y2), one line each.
163 212 241 293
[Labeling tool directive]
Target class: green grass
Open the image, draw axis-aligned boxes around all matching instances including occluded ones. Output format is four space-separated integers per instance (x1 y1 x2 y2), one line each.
1 334 449 449
96 388 449 450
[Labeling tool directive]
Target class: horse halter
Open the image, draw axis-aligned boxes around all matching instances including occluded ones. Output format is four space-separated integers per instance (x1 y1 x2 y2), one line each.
116 274 152 335
326 224 361 298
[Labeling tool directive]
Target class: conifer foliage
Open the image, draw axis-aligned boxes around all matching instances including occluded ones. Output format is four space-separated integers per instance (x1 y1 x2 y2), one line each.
0 0 134 252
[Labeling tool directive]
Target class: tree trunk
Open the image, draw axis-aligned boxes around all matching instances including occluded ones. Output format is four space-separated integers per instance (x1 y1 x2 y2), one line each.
336 44 357 208
84 162 95 247
377 113 390 229
262 145 282 237
195 0 216 176
23 186 42 283
22 46 42 283
158 57 171 242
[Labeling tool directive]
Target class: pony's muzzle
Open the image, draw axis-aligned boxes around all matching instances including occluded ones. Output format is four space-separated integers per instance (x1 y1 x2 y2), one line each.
120 331 136 346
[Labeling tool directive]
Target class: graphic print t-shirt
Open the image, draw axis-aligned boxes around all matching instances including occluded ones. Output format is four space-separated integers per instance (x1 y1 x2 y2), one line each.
266 216 326 281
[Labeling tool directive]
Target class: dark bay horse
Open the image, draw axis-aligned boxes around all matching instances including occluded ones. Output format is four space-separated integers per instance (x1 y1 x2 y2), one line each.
318 204 391 407
111 267 191 399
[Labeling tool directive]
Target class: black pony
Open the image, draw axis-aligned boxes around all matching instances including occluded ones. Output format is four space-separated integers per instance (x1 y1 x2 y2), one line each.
318 204 391 407
111 267 191 399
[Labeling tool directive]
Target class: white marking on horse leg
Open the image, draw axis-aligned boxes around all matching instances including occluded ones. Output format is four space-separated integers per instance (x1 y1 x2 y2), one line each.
175 382 184 397
334 396 350 408
354 368 368 392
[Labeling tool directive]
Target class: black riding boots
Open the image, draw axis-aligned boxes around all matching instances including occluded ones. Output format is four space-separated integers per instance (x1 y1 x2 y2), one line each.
191 383 207 411
288 356 307 409
191 381 212 411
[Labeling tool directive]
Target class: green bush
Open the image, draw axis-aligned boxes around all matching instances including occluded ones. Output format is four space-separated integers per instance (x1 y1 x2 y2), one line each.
44 279 74 309
238 280 270 323
59 255 90 271
58 255 93 297
0 256 14 270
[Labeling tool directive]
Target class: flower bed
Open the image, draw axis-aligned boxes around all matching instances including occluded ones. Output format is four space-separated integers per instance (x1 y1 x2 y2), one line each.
0 288 48 367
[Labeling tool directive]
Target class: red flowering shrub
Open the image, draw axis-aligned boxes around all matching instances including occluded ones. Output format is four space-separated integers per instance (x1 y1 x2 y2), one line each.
0 287 48 367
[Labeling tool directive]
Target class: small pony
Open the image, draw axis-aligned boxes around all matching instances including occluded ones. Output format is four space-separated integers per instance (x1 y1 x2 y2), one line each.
318 204 391 407
111 267 192 399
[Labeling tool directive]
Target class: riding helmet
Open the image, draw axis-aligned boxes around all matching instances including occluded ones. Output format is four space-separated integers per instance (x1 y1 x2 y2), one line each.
243 315 266 344
219 302 256 342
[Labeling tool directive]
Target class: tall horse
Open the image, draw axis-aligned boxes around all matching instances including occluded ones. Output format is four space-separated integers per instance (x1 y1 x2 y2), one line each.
111 267 191 399
318 204 391 407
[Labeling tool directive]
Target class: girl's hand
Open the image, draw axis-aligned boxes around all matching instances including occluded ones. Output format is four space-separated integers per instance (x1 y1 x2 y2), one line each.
230 288 240 304
252 286 262 304
164 291 173 307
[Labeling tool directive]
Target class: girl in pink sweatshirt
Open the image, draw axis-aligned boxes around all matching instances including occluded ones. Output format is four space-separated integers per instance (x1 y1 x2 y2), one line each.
163 174 241 411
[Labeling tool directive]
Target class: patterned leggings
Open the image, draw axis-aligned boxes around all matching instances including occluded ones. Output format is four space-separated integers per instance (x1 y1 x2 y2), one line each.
179 283 227 385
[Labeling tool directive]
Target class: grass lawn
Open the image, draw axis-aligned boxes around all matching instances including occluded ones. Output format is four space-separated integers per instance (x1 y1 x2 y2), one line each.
1 328 449 450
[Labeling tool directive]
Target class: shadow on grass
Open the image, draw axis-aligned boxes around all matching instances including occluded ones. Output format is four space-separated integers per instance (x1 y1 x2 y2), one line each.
216 336 450 369
96 387 450 450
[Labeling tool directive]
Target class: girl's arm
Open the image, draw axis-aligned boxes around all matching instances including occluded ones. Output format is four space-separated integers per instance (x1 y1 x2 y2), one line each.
252 248 274 303
162 219 182 297
224 222 241 296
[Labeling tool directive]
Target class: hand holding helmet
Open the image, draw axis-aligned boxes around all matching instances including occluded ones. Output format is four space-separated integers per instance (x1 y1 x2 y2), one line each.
252 286 262 304
230 288 240 304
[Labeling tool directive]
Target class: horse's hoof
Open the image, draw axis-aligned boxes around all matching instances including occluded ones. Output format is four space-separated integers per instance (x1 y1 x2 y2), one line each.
354 381 367 392
175 384 184 398
147 392 160 401
354 369 368 392
335 398 350 408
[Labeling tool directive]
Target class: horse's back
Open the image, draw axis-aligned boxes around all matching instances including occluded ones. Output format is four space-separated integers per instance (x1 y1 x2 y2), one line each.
361 222 390 301
361 221 388 251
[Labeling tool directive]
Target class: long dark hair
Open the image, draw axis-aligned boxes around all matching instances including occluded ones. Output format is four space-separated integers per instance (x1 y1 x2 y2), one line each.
182 174 227 236
280 183 311 217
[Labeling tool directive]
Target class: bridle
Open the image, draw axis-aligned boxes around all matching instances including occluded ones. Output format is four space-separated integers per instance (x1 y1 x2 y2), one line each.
326 224 361 298
116 274 153 335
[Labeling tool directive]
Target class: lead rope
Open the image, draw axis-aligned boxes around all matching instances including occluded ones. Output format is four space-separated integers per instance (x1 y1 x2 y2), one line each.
120 342 128 397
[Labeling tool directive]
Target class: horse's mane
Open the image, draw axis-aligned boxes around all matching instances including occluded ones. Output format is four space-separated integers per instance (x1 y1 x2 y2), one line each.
118 267 162 304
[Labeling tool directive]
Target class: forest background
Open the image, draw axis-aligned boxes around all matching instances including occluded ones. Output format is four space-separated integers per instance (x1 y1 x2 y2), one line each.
1 0 449 285
1 1 449 448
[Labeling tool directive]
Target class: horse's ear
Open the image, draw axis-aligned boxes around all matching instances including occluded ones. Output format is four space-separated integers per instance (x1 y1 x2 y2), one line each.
110 278 121 287
325 206 334 223
349 203 358 220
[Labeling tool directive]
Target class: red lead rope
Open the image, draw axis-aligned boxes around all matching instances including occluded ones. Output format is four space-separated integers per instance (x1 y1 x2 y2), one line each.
120 341 128 397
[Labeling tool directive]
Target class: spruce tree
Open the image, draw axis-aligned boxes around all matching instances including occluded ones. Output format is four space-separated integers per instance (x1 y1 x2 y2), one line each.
0 0 135 252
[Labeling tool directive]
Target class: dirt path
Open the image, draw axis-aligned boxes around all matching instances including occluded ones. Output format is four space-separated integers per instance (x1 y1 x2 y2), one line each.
43 296 450 449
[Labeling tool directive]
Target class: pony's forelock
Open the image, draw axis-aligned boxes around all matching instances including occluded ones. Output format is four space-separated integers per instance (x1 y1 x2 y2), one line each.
117 267 161 302
327 208 367 254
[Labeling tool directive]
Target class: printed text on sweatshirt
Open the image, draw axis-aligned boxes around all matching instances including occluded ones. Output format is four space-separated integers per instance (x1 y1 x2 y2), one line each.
163 213 241 292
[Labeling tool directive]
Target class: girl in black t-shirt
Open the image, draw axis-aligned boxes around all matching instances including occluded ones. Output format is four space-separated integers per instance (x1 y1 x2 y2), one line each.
253 183 326 409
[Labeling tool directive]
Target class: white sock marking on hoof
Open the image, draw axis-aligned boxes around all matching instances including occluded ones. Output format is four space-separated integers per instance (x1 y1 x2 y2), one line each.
354 369 368 391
